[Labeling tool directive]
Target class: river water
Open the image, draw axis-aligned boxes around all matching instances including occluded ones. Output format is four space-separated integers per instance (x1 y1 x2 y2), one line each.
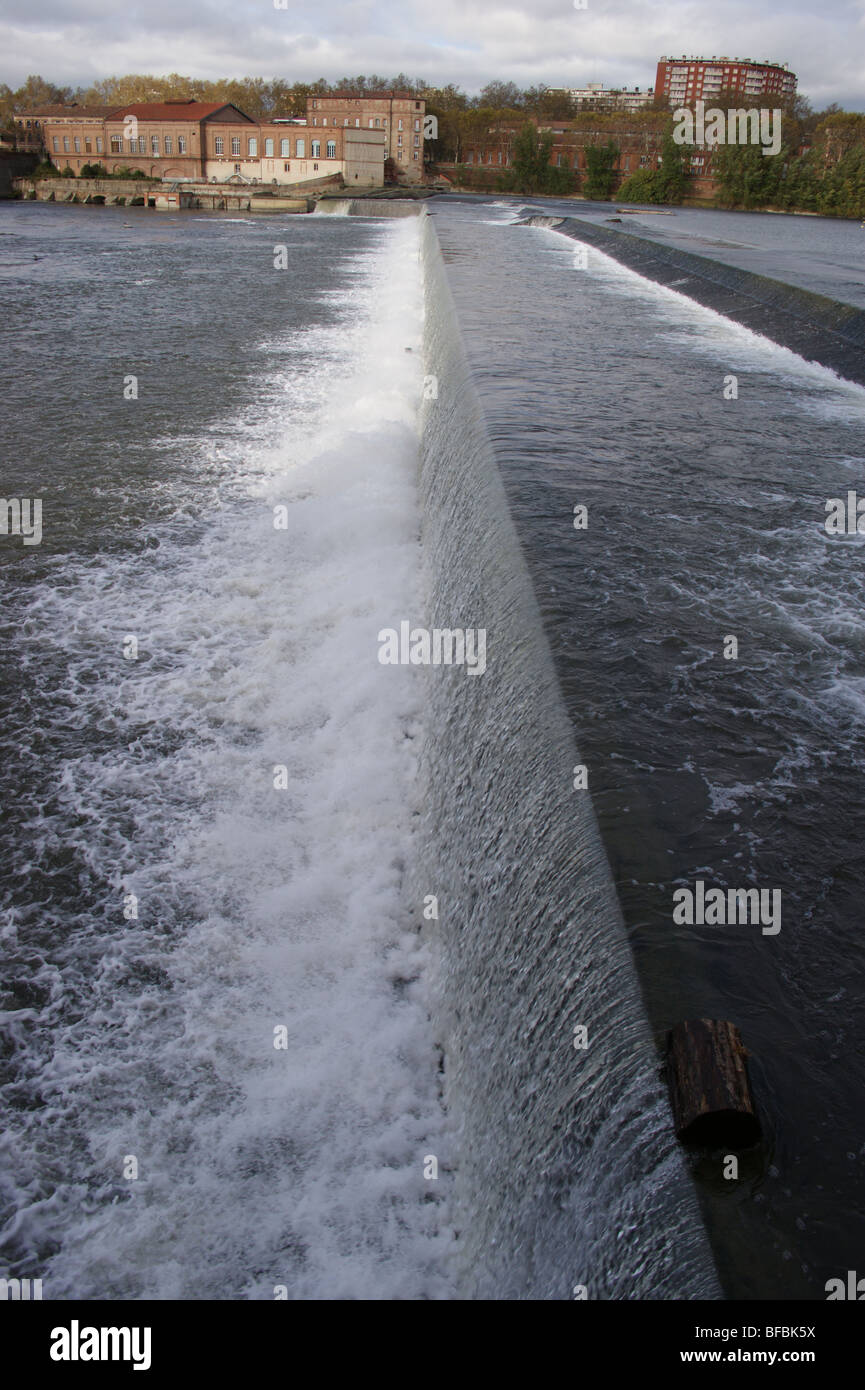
1 195 863 1300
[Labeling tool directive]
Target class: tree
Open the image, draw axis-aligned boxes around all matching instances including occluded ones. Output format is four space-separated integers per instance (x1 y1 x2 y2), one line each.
615 167 659 203
498 121 574 195
654 131 687 201
14 74 73 109
713 141 786 209
583 140 619 199
477 81 522 110
520 83 579 120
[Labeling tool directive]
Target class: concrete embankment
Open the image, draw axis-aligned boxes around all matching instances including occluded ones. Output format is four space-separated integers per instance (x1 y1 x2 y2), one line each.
521 212 865 388
12 175 339 212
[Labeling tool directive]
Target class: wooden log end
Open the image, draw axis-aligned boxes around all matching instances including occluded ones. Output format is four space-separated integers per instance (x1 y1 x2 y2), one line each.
667 1018 761 1148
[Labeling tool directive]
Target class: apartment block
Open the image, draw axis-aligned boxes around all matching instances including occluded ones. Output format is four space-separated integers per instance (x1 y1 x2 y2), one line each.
656 56 797 107
553 84 656 111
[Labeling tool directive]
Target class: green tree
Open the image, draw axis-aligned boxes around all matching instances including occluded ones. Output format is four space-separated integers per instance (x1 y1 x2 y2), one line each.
714 141 785 208
654 131 687 201
497 122 573 194
583 140 619 199
615 167 660 203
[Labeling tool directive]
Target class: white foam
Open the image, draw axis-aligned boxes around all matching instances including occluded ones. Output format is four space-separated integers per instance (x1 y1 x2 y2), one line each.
533 222 865 403
7 217 453 1300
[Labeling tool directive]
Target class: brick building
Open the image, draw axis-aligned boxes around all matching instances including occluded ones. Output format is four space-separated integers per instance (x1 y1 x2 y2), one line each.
16 105 121 162
656 56 797 107
15 94 397 187
462 121 667 183
307 92 426 181
104 101 255 179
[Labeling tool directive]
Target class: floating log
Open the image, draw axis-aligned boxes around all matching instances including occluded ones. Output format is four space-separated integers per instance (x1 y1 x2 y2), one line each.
667 1018 760 1147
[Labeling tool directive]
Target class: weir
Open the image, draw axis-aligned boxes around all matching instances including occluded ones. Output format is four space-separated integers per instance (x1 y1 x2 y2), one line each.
520 212 865 387
313 198 424 217
413 212 720 1299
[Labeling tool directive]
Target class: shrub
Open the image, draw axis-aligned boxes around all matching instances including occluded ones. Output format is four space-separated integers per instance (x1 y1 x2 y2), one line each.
30 160 60 180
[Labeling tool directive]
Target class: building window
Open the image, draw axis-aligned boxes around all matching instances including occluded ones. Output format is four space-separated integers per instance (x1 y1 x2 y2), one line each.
414 119 420 131
284 162 290 171
413 151 418 160
313 162 318 170
215 136 224 154
322 118 327 127
368 119 373 128
178 136 186 153
164 136 172 154
265 138 274 156
413 134 419 145
397 119 403 130
374 118 380 127
280 138 290 156
138 136 146 154
312 117 317 126
343 118 349 126
296 139 305 157
355 118 360 127
311 140 320 157
52 137 59 152
85 138 92 152
397 134 402 146
63 136 70 152
110 136 121 153
96 137 103 153
326 140 336 158
151 136 159 155
248 138 258 156
234 163 241 173
230 137 241 156
74 137 81 152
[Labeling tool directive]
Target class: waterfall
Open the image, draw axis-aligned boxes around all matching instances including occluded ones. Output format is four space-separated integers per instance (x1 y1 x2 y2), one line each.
313 198 426 217
519 211 865 387
414 212 720 1300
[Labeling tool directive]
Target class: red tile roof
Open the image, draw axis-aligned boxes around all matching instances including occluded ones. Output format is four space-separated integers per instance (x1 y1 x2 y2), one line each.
16 105 123 118
107 101 252 121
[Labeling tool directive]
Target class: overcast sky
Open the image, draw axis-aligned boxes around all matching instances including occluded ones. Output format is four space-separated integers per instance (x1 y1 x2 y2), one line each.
2 0 863 109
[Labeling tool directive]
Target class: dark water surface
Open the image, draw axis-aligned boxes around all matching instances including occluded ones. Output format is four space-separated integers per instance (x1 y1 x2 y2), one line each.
431 197 865 1299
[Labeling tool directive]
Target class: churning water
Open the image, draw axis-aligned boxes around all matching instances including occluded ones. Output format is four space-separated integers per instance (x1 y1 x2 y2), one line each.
1 205 449 1299
2 193 862 1301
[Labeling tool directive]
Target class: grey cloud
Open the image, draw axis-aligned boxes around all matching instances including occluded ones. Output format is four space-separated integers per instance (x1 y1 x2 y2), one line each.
0 0 861 108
